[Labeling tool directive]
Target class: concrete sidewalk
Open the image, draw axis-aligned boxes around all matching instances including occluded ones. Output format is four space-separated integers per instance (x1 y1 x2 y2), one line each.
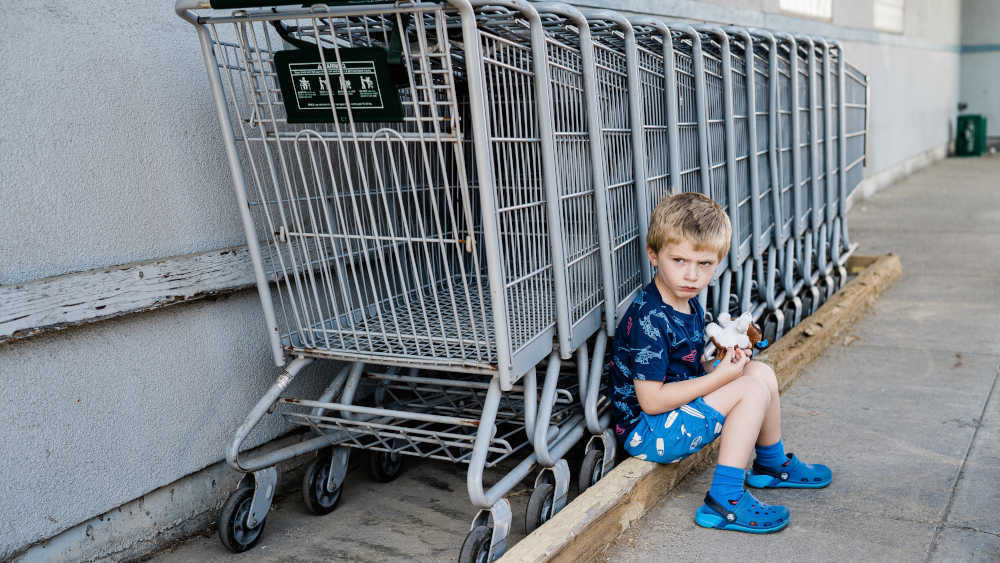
609 157 1000 562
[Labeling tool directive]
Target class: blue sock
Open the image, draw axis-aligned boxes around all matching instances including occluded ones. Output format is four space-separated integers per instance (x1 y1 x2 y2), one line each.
755 439 787 469
708 464 746 504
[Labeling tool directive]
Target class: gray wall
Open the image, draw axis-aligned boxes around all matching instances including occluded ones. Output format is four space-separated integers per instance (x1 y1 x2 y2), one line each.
0 5 244 287
0 0 963 558
0 3 334 557
959 0 1000 137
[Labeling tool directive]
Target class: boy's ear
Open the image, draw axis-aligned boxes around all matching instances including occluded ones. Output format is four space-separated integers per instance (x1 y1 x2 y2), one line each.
646 246 658 267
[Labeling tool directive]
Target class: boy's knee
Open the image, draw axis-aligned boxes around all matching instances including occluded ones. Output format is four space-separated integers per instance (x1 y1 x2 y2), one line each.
745 361 778 395
732 373 770 404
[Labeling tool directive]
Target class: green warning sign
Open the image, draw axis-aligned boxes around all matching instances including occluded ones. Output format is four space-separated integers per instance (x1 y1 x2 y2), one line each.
274 48 405 123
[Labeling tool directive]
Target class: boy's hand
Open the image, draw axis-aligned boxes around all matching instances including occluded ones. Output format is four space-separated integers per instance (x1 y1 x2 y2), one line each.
713 346 750 382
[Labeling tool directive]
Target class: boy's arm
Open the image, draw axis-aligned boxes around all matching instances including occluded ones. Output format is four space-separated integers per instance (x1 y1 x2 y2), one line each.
635 347 749 414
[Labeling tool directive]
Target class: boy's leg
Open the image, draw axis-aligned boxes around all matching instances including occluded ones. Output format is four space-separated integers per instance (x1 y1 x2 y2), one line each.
747 362 781 447
694 362 791 533
728 363 833 488
702 361 779 468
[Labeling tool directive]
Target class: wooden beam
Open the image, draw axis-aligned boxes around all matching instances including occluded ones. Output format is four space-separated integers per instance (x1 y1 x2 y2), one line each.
1 246 259 344
0 237 422 344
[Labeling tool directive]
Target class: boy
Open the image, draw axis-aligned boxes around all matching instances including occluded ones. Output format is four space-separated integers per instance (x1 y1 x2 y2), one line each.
609 192 831 533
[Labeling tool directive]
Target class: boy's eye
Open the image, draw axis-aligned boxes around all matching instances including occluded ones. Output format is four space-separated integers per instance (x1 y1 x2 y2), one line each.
699 261 713 267
673 258 684 263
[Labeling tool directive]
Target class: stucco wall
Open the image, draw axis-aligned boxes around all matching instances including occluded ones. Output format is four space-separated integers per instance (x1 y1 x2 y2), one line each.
0 292 333 558
0 3 244 287
0 0 964 558
843 41 959 174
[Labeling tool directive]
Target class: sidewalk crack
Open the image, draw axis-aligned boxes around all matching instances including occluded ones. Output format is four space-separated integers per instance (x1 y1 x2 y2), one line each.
939 523 1000 539
923 365 1000 562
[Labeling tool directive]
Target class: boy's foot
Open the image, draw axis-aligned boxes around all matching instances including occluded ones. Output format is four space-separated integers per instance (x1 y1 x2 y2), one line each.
694 490 790 533
746 452 832 488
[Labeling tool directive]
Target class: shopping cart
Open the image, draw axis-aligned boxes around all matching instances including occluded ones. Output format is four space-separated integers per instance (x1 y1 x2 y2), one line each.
629 17 677 214
839 53 869 270
688 25 741 320
483 0 619 535
667 24 711 201
176 0 611 559
532 0 621 509
742 29 796 342
707 26 785 337
843 62 869 208
787 35 824 317
769 32 808 333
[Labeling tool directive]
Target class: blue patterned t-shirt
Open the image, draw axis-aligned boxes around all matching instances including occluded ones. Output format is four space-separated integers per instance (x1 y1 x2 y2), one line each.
609 281 707 436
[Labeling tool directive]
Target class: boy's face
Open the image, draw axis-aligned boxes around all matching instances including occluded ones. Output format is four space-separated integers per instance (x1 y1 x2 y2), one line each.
646 239 719 309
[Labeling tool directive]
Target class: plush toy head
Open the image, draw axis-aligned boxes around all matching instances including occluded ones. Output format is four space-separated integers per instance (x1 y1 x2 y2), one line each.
705 312 766 360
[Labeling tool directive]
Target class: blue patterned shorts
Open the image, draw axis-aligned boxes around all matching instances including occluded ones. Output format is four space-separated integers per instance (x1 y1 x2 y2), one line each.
623 397 726 464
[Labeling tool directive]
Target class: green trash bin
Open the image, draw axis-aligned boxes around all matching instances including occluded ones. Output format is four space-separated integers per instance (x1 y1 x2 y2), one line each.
956 114 987 157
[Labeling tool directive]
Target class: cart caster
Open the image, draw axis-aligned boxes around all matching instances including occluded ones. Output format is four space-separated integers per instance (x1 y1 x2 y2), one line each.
218 486 266 553
837 264 848 290
367 448 403 483
578 448 603 494
302 449 343 515
459 525 493 563
524 482 555 533
783 296 802 332
578 430 616 494
463 500 511 562
762 308 783 344
525 459 569 533
801 286 819 318
809 285 821 314
823 274 836 301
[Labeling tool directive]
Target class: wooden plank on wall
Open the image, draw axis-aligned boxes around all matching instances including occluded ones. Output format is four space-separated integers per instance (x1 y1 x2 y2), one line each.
1 238 405 344
0 246 259 344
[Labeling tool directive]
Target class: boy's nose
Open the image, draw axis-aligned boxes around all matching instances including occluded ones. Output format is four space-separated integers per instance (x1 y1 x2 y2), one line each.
685 264 698 280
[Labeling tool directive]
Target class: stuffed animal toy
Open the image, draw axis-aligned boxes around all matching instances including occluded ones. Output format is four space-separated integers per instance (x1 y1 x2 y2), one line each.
705 312 768 362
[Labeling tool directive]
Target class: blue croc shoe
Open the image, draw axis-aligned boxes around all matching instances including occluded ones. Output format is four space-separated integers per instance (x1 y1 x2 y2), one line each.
746 452 832 489
695 491 789 533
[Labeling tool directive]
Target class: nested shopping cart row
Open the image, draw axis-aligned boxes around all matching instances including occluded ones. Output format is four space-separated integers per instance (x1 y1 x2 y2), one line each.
625 21 868 341
176 0 868 561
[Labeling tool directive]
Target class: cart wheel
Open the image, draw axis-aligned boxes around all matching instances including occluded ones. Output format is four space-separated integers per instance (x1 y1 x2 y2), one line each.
524 482 555 533
762 311 780 345
802 293 815 317
218 486 266 553
781 302 797 333
302 455 342 515
458 525 492 563
578 448 604 494
367 449 403 483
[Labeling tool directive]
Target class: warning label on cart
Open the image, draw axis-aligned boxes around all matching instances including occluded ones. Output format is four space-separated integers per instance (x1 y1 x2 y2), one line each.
275 48 404 123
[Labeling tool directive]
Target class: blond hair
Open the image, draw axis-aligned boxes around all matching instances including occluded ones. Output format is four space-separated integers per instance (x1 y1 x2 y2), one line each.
647 192 731 260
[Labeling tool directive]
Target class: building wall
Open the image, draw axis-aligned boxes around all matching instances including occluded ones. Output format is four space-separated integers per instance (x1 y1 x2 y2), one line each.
960 0 1000 137
0 0 962 558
